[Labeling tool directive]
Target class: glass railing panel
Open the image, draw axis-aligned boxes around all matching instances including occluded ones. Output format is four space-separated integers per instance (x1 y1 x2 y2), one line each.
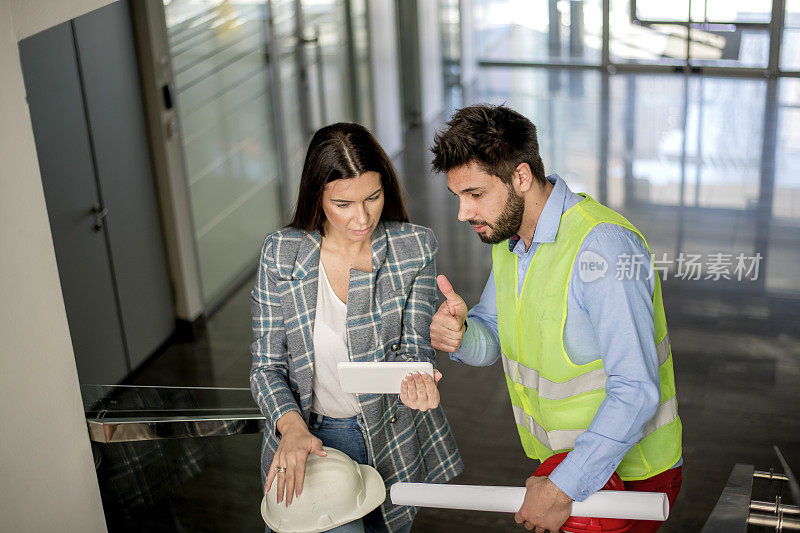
86 385 266 531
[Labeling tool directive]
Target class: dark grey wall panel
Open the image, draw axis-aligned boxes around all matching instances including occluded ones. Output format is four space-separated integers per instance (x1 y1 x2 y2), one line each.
19 22 129 384
73 1 175 368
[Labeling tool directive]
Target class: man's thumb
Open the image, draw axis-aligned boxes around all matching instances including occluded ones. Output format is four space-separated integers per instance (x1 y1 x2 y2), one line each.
437 275 461 316
437 274 456 298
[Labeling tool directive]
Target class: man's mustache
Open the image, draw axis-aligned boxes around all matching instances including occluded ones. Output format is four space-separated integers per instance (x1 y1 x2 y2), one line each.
468 220 491 227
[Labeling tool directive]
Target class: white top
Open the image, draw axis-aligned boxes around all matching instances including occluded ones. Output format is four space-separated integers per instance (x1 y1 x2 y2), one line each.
311 261 361 418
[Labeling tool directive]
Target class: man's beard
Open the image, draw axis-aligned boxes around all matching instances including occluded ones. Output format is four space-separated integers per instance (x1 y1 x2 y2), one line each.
469 186 525 244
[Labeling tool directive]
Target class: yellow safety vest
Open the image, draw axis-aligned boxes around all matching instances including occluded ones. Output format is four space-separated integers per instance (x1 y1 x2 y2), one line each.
492 194 682 480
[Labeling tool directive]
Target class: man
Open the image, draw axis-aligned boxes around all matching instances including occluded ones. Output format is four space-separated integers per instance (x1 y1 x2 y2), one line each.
430 105 683 533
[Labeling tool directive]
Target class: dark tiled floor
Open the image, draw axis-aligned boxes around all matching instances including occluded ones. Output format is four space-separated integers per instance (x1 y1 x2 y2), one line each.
121 69 800 532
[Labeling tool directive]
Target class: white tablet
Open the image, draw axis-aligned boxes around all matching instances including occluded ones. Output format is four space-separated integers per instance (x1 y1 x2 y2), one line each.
337 361 434 394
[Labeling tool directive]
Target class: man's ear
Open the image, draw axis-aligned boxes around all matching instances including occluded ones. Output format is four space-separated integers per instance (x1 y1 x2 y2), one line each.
514 162 534 193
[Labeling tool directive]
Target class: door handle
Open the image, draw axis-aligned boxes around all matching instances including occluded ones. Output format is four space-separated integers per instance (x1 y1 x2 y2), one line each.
91 203 108 232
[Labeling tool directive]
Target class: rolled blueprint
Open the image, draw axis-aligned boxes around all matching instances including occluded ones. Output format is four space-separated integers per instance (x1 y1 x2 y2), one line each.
390 483 669 521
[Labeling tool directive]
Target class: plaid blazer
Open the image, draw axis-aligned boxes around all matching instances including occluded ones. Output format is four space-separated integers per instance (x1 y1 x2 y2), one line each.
250 221 463 531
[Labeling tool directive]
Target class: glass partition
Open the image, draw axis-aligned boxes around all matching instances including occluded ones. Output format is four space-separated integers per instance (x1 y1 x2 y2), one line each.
611 0 771 68
164 0 284 306
783 0 800 71
474 0 603 65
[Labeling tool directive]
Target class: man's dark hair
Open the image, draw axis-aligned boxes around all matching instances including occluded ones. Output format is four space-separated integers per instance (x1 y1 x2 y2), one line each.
288 122 409 235
431 104 546 185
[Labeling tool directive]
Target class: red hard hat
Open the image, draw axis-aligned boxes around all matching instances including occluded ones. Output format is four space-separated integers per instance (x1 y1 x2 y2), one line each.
531 452 633 533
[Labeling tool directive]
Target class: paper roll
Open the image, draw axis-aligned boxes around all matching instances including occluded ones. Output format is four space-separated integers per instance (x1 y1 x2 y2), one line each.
390 483 669 521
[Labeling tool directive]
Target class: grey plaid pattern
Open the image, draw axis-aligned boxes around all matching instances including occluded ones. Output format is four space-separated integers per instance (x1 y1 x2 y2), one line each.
250 221 463 531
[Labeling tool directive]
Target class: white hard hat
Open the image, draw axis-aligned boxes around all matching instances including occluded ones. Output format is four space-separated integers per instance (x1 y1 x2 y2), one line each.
261 446 386 533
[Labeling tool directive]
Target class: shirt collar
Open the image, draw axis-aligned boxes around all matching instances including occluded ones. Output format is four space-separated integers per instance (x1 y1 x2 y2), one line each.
508 174 568 252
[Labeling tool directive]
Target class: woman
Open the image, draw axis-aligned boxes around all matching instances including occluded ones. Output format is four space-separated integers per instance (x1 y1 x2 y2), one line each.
250 123 463 533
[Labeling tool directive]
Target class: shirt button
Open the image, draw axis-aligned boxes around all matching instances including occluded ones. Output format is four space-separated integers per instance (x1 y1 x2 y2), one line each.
391 344 400 352
389 416 397 423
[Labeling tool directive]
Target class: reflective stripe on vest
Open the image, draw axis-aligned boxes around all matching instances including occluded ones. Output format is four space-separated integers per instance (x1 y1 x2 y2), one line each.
510 404 584 450
503 357 606 401
642 396 679 439
501 333 672 401
511 395 679 451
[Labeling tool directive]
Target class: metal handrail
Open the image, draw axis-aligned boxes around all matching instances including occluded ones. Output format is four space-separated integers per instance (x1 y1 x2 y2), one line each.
701 463 754 533
87 413 266 443
703 455 800 532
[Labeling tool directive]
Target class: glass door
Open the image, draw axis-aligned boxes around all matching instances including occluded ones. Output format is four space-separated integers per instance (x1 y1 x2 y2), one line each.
267 0 373 208
301 0 356 126
268 0 308 204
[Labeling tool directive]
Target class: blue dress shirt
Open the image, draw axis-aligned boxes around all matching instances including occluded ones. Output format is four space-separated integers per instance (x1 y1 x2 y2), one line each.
451 175 680 502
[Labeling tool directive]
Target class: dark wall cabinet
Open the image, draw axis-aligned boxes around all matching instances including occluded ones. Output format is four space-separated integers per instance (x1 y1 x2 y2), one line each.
20 1 175 384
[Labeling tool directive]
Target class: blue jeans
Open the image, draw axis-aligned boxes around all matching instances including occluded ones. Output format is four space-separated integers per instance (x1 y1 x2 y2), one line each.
308 413 412 533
